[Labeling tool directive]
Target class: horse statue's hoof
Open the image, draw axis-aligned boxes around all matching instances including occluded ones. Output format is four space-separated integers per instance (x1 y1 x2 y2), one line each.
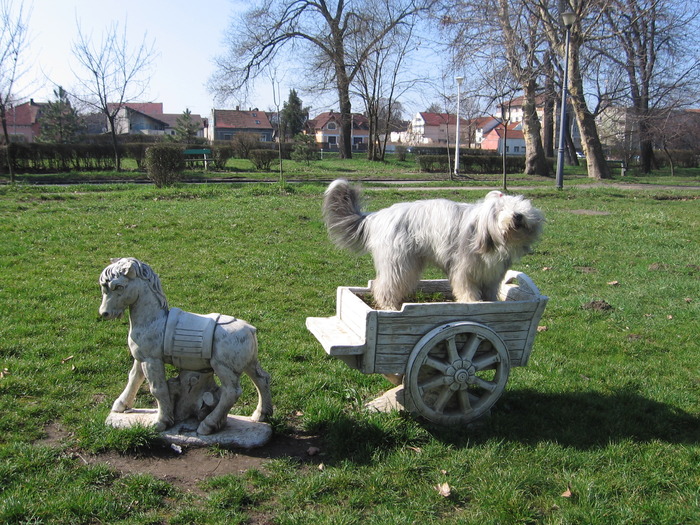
197 420 222 435
112 399 128 413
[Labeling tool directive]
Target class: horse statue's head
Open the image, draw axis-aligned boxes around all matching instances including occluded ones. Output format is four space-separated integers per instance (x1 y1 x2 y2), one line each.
99 258 168 319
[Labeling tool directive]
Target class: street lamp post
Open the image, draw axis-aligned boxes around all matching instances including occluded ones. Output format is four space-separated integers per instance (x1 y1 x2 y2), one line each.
556 11 576 190
454 76 464 177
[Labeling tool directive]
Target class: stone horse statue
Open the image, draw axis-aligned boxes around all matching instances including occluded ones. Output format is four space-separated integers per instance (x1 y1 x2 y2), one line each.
99 258 273 435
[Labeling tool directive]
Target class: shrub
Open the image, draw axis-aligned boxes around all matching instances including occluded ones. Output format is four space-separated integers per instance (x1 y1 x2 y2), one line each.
395 145 407 161
144 144 184 187
211 145 235 170
290 134 319 164
417 155 450 173
249 149 278 171
232 132 261 159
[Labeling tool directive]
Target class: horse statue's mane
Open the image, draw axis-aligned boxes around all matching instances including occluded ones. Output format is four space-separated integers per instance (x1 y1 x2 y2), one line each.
100 257 168 310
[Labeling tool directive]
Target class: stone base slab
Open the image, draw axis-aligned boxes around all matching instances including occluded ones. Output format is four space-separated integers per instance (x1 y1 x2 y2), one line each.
106 409 273 449
365 385 406 413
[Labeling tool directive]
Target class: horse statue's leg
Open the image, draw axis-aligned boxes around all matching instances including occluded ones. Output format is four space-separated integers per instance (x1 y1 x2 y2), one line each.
112 359 145 412
198 365 241 435
141 358 174 431
245 360 273 422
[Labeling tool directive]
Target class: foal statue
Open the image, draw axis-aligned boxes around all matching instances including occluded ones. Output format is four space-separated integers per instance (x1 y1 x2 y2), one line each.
99 258 273 435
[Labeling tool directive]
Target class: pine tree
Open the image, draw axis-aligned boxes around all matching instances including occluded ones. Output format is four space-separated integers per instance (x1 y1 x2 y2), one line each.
173 108 200 144
280 90 309 141
38 87 83 144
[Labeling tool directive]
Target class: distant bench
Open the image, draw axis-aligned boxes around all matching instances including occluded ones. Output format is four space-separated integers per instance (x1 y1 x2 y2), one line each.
183 148 212 170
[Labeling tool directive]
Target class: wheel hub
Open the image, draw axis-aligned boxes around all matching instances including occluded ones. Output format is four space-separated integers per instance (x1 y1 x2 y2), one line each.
445 360 476 390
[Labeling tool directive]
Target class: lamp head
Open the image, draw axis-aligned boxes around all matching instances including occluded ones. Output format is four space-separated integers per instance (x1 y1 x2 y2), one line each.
561 11 576 29
456 76 464 86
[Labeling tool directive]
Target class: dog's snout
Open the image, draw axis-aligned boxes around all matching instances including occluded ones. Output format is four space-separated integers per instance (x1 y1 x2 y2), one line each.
513 213 524 228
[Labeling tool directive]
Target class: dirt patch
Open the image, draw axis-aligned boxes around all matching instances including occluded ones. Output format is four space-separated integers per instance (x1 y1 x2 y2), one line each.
38 422 322 495
582 300 613 311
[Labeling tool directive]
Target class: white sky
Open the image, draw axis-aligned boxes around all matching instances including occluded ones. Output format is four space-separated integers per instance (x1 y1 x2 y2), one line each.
23 0 285 118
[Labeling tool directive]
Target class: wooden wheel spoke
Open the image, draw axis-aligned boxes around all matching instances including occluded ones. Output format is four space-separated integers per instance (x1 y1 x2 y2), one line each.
472 351 499 370
461 333 483 362
432 386 454 414
419 375 448 393
424 356 449 374
457 390 472 414
473 376 498 393
446 335 460 363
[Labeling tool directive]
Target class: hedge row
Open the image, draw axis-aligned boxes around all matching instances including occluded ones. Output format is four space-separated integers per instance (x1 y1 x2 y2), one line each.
417 154 526 174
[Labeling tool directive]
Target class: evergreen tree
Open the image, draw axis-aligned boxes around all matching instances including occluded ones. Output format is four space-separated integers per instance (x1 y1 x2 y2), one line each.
38 87 83 144
173 108 200 144
280 90 309 141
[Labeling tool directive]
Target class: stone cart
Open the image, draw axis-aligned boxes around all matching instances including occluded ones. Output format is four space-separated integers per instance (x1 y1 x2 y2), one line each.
306 271 548 425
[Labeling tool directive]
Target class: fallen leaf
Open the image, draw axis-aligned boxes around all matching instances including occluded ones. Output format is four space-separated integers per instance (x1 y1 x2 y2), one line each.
61 355 74 364
170 444 182 454
407 446 422 453
537 325 548 332
318 463 325 471
667 315 673 320
561 483 573 498
307 446 321 456
607 281 620 286
685 297 692 303
435 482 451 498
542 267 553 271
440 469 447 475
0 368 9 378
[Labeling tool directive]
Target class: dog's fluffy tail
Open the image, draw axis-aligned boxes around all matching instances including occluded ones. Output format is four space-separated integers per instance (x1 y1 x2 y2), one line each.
322 179 367 253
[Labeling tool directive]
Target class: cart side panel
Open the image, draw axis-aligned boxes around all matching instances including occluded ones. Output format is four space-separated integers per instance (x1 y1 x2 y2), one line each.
370 301 541 374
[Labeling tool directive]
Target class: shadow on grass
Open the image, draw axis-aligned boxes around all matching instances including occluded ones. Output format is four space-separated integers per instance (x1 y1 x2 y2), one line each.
316 388 699 462
447 388 700 449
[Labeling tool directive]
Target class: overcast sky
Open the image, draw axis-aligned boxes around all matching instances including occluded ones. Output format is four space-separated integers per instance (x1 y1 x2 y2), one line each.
23 0 287 117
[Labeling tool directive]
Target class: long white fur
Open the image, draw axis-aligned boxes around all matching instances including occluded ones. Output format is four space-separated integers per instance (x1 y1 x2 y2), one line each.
322 179 545 310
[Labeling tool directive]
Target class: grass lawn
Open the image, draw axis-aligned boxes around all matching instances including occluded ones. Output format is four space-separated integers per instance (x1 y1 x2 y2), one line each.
0 180 698 523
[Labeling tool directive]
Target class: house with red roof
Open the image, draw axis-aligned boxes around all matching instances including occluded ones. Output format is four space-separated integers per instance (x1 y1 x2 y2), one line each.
305 111 369 151
402 112 473 146
481 121 527 155
207 108 273 142
106 103 206 137
2 99 45 143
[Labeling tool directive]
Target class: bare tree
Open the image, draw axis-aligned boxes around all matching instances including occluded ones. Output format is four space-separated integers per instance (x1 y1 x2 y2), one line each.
442 0 551 177
602 0 700 172
353 17 419 161
210 0 434 159
70 21 155 171
535 0 612 180
0 0 30 182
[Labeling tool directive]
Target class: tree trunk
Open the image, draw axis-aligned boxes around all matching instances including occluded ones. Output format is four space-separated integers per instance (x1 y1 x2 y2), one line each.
567 36 610 180
543 55 555 158
522 80 551 176
335 64 353 159
0 106 15 183
106 113 122 172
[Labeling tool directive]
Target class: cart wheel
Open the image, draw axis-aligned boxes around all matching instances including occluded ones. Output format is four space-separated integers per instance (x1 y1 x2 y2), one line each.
404 322 510 425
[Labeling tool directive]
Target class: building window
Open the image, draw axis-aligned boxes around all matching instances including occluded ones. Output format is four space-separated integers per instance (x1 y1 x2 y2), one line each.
353 136 363 144
252 112 257 117
255 120 261 124
327 122 336 130
328 136 337 145
514 146 520 152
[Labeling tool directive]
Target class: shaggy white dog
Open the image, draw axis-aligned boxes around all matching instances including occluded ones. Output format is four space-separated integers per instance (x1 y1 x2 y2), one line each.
323 179 545 310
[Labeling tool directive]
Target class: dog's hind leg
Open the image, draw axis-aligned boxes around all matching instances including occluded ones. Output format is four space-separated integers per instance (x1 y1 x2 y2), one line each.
371 255 424 310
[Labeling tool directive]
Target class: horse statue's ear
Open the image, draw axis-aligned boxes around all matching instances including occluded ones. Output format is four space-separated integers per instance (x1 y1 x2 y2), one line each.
124 260 138 279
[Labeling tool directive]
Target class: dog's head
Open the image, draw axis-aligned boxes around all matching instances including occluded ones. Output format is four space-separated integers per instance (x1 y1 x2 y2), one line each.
473 193 545 255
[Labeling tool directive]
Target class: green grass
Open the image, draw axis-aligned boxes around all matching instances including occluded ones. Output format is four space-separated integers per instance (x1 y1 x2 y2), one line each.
4 154 699 187
0 181 698 523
